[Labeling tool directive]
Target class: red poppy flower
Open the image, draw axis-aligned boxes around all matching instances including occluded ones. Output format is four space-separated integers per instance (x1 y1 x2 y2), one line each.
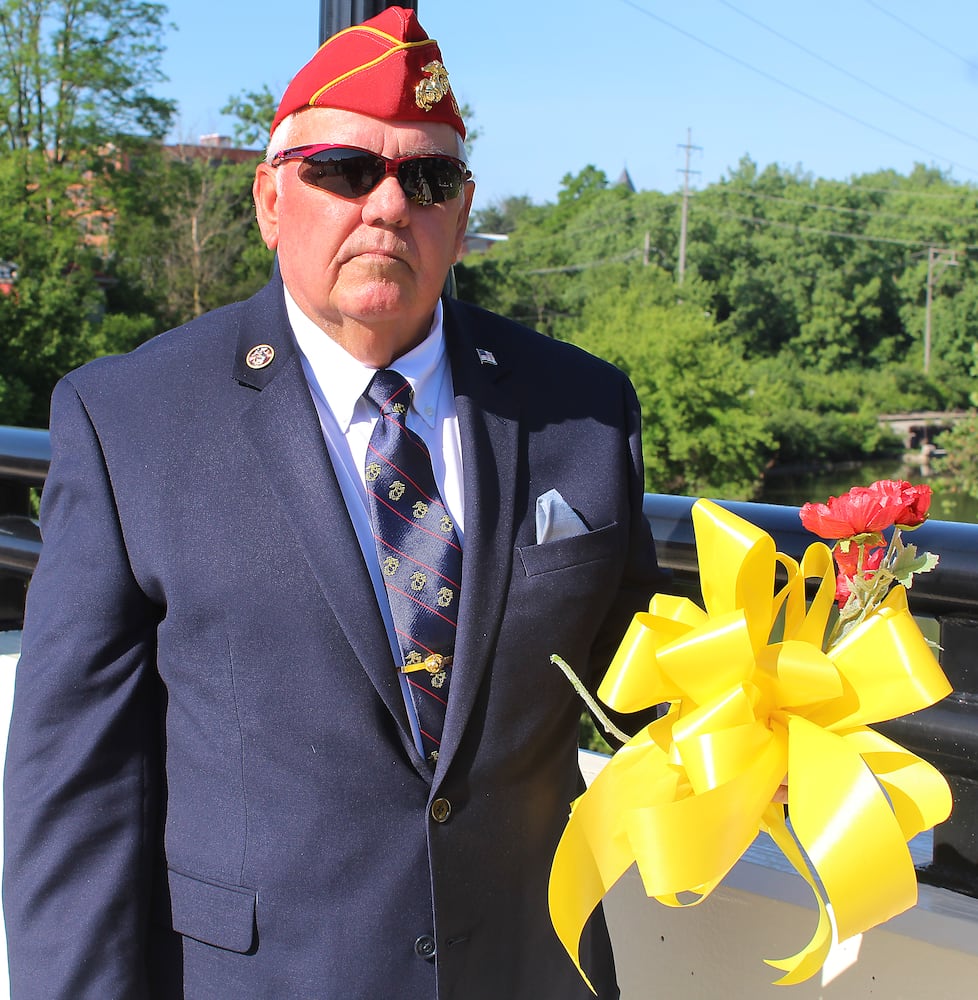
833 543 884 606
799 480 932 541
872 479 932 528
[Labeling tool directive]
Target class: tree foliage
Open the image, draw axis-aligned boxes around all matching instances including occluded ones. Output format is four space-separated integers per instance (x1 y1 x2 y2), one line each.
0 146 108 424
458 160 978 498
935 344 978 500
0 0 269 425
0 0 175 159
221 86 276 151
570 269 773 497
109 143 270 325
1 5 976 509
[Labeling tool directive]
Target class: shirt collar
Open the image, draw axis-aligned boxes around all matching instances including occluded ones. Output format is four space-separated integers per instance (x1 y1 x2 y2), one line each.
285 289 449 433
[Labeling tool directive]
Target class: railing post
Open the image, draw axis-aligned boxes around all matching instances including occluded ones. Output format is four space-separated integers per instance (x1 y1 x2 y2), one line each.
906 617 978 896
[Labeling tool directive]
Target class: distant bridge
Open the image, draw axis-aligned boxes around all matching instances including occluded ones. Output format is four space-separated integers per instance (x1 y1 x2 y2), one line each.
878 410 971 450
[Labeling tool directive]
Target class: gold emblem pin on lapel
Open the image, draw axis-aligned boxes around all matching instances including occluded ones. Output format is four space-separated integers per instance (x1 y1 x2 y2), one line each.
245 344 275 370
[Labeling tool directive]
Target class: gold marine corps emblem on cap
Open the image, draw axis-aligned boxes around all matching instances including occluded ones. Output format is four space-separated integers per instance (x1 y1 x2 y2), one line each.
415 60 451 112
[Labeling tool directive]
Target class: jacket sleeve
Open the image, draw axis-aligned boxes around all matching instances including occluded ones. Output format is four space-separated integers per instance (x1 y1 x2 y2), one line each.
3 376 163 1000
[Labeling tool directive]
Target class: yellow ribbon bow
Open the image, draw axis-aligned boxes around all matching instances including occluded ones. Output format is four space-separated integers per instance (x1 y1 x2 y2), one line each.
549 498 952 989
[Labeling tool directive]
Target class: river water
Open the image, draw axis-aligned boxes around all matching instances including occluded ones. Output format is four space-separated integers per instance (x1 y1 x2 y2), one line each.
758 460 978 525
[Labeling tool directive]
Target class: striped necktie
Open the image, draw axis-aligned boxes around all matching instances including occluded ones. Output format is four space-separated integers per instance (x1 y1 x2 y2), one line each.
363 369 461 764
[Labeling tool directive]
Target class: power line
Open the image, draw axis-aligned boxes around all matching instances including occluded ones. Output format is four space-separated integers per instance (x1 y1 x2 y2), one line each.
863 0 976 71
616 0 978 178
706 208 978 252
718 188 978 231
526 249 643 274
513 211 973 276
510 216 971 281
717 0 978 147
488 194 976 264
840 183 978 201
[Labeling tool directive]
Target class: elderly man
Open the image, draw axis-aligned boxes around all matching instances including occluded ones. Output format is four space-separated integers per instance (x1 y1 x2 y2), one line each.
3 7 663 999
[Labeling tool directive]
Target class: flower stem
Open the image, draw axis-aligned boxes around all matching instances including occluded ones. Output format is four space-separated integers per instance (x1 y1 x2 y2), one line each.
828 530 901 649
550 654 632 745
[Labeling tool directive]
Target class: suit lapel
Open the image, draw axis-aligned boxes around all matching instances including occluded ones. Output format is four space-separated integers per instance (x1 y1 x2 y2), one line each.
231 283 414 750
227 285 525 776
435 300 521 776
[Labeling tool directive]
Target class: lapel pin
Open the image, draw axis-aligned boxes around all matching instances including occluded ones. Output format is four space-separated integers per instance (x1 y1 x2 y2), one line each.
476 348 497 366
245 344 275 370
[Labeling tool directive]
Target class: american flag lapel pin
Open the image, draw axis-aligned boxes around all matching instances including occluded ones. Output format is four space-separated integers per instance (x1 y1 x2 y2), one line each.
476 348 497 366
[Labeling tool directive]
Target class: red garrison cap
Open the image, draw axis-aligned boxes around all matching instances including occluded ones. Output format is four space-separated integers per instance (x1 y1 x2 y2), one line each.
271 5 465 139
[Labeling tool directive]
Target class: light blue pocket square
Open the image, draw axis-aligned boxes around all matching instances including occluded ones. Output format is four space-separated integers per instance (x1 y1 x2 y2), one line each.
535 489 588 543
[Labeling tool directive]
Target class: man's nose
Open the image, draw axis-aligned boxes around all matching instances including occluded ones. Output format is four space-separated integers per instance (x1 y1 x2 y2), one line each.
363 173 411 227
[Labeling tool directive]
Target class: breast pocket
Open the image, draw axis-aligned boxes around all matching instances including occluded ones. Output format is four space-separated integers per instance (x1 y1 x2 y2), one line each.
516 521 620 577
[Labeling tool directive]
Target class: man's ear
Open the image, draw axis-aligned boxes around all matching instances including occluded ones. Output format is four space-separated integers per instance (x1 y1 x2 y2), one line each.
253 164 281 251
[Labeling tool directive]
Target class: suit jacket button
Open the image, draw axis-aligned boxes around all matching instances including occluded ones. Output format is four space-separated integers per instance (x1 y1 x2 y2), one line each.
430 797 452 823
414 935 437 959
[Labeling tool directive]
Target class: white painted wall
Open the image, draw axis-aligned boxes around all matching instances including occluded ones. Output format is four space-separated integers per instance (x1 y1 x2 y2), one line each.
579 751 978 1000
0 633 18 1000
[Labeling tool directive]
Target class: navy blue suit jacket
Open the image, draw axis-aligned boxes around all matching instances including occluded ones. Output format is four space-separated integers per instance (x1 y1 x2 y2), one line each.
3 278 664 999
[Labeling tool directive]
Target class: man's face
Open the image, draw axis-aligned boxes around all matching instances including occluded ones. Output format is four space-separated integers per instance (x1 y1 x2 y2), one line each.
254 108 474 365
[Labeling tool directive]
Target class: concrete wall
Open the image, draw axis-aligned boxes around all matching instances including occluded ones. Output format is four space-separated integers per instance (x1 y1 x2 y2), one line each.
0 633 17 999
579 752 978 1000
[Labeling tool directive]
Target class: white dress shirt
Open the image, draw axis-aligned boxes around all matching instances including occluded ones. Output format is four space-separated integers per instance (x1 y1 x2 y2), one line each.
285 289 465 753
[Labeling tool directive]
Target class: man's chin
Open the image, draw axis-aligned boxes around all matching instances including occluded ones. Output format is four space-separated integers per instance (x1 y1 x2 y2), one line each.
341 280 416 319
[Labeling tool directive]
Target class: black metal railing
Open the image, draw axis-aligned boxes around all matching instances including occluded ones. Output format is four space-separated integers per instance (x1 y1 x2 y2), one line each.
0 426 47 627
645 493 978 899
2 426 977 898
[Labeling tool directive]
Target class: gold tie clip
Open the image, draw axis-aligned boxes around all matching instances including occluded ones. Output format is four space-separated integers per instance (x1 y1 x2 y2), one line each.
401 653 453 674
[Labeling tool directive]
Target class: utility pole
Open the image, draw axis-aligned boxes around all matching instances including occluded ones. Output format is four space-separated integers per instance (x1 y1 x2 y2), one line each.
677 128 701 286
924 246 958 375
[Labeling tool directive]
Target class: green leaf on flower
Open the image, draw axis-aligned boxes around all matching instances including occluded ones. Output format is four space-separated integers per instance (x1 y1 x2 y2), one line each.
889 542 940 588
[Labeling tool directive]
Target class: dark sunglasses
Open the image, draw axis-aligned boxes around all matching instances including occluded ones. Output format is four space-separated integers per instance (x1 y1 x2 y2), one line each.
271 143 472 207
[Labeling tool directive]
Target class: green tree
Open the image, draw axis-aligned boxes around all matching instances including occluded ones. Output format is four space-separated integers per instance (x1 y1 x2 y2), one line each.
935 412 978 500
221 86 277 150
456 158 978 492
0 0 174 159
110 145 270 326
0 0 175 425
570 272 775 498
935 343 978 499
0 148 111 424
470 194 534 235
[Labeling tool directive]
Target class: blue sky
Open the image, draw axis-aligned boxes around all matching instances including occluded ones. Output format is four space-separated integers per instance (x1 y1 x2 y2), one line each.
159 1 978 213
